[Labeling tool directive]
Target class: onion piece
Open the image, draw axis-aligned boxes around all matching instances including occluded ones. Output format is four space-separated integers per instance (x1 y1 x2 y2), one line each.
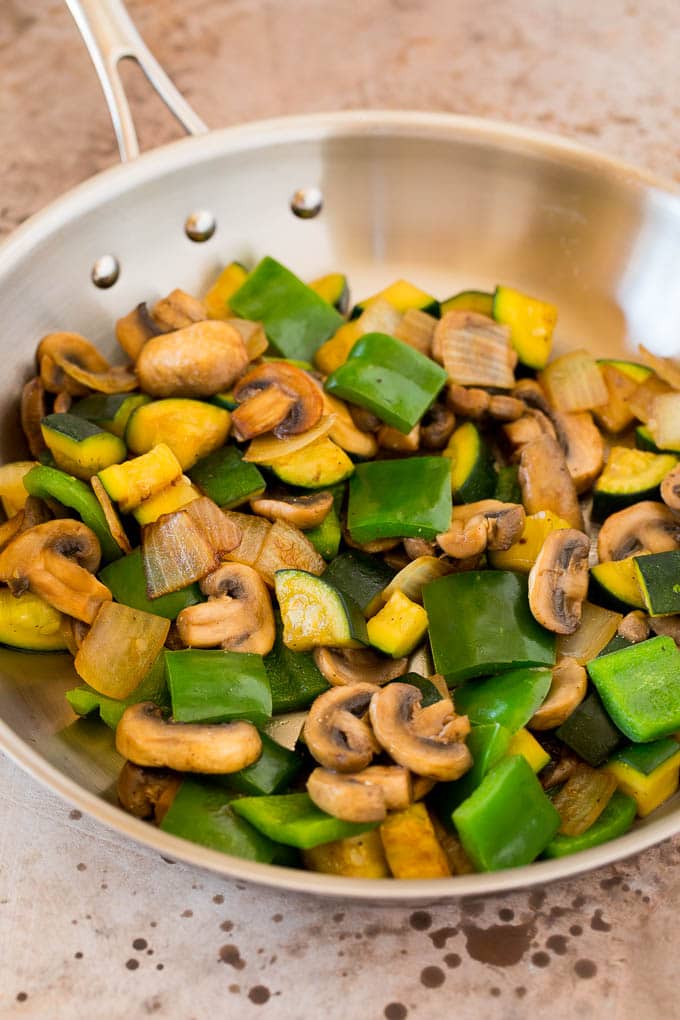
648 392 680 450
539 350 608 412
639 345 680 391
243 414 335 463
628 374 673 423
393 309 437 356
253 520 325 585
143 509 219 597
435 311 516 388
552 765 617 837
226 318 269 360
556 601 622 664
74 601 170 699
51 350 138 394
381 556 452 606
90 475 132 555
184 496 241 557
356 298 403 337
223 510 271 567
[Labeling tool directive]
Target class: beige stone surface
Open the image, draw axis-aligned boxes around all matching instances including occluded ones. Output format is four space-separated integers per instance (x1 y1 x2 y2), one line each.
2 1 680 1017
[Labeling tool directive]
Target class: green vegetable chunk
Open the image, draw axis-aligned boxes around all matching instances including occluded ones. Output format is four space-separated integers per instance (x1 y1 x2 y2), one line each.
322 550 395 617
347 457 452 543
608 737 680 775
71 392 151 438
231 792 378 849
23 464 122 562
555 689 625 767
66 651 169 729
229 256 343 362
160 780 297 865
453 755 560 871
165 649 272 726
325 332 447 433
187 445 265 509
222 732 305 796
587 636 680 742
99 548 203 619
453 667 553 731
542 791 637 859
494 464 522 504
424 571 556 684
389 673 443 708
264 613 330 713
634 550 680 616
305 484 344 561
430 723 511 823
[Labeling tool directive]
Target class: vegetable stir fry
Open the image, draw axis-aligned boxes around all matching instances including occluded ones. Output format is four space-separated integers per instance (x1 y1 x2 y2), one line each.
4 257 680 879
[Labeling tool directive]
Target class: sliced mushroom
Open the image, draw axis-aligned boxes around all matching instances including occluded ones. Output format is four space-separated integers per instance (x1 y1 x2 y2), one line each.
232 362 323 440
342 528 401 554
20 377 47 457
303 683 380 773
518 434 583 529
661 463 680 511
306 764 412 823
445 384 490 420
116 762 182 823
0 519 111 623
649 614 680 647
136 320 249 398
151 288 207 331
116 702 262 773
115 302 164 361
528 528 590 634
369 683 472 781
503 409 556 455
313 647 408 687
348 405 381 433
552 411 604 495
53 390 72 414
617 610 651 644
437 500 525 559
403 537 437 560
176 562 275 655
529 657 588 730
249 491 333 529
512 377 552 415
597 501 680 562
420 404 456 449
37 332 110 395
0 497 51 554
488 394 525 422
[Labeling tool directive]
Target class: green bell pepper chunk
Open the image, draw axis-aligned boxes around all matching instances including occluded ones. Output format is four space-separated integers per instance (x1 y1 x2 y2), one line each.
220 731 305 796
165 649 272 726
494 464 522 504
71 392 151 439
587 636 680 742
23 464 122 562
347 457 452 543
453 667 552 731
229 256 343 362
633 550 680 616
99 548 203 620
325 332 447 433
542 791 636 859
555 689 625 767
187 445 265 509
160 779 298 865
391 672 443 708
430 723 511 823
305 483 344 561
322 549 395 617
453 755 560 871
67 651 169 729
264 614 329 713
424 570 556 684
230 792 378 849
608 736 680 775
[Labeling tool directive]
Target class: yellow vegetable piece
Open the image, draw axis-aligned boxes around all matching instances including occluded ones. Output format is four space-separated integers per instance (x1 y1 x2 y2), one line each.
488 510 571 572
269 436 354 489
314 320 362 375
98 442 183 513
379 803 451 879
322 390 378 459
75 601 170 700
492 285 557 370
0 461 37 517
356 279 437 316
604 753 680 818
203 261 249 320
506 728 550 773
126 398 231 470
303 830 389 878
132 475 201 525
590 556 646 610
556 602 622 664
367 591 428 657
0 590 66 652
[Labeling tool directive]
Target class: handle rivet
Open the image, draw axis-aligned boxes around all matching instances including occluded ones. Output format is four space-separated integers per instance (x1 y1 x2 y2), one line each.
91 255 120 289
185 210 217 242
290 187 323 219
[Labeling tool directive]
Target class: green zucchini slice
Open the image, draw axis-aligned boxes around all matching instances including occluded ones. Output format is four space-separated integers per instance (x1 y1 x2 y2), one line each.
634 550 680 616
274 569 368 651
443 421 496 504
592 447 677 517
41 413 126 479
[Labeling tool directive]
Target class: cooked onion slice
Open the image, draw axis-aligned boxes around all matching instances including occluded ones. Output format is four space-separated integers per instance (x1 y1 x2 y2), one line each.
539 350 608 412
253 520 325 585
184 496 241 557
434 311 516 388
242 415 335 463
227 318 268 360
639 345 680 391
143 510 219 597
90 475 132 555
556 601 622 664
223 510 271 567
74 601 170 699
52 352 138 394
381 556 452 606
648 392 680 450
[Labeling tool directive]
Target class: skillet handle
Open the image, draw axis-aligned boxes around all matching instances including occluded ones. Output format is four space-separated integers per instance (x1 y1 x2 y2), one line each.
65 0 208 161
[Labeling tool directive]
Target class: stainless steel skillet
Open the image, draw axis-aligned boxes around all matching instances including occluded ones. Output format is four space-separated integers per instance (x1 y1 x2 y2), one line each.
2 0 680 902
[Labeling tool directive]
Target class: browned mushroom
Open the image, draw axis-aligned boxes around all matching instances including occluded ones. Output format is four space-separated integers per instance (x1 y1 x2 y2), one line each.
0 519 111 623
20 377 47 457
116 762 182 823
37 332 110 395
617 610 651 644
437 500 525 559
661 463 680 511
151 288 207 331
176 562 275 655
529 657 588 730
445 384 491 420
348 405 381 433
115 302 164 361
306 764 412 823
303 683 380 773
420 404 455 449
250 491 333 529
597 501 680 562
528 528 590 634
312 646 408 687
232 362 324 441
552 411 604 494
403 537 437 560
518 434 584 529
487 394 525 422
136 320 249 398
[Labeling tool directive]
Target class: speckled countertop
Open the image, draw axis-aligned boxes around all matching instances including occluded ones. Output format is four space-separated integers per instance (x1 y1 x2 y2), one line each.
2 1 680 1017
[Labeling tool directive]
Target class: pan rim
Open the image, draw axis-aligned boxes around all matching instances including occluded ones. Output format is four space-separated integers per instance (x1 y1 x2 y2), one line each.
1 107 679 899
